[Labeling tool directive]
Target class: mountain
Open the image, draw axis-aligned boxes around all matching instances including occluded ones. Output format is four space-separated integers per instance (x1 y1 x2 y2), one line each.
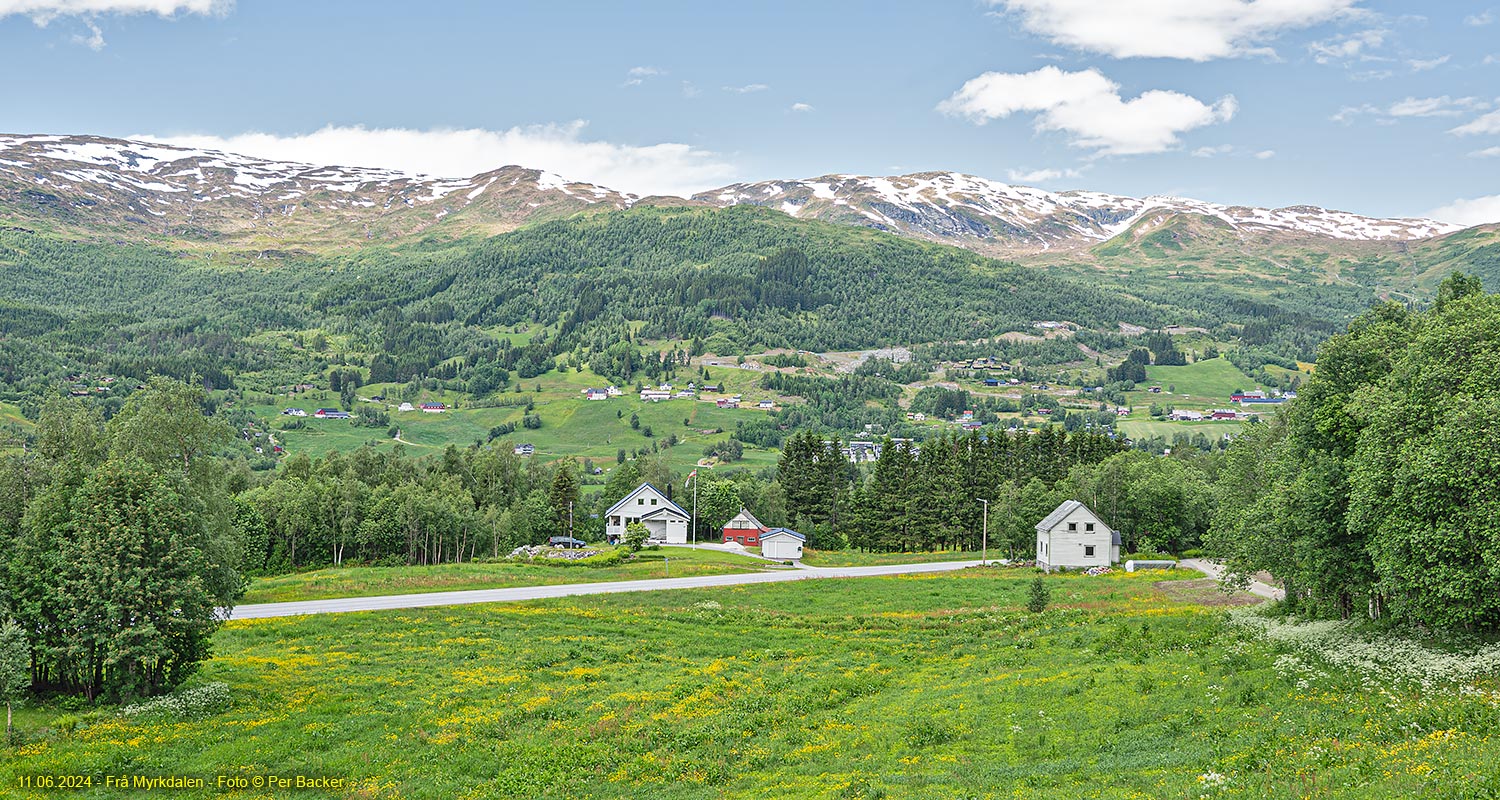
0 133 639 252
694 171 1459 258
1 133 1490 295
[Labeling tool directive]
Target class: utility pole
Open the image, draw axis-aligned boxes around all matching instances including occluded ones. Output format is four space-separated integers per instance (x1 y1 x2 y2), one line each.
977 498 989 567
568 501 574 541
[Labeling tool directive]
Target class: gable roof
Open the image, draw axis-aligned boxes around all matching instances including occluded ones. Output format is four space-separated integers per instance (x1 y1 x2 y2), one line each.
605 482 690 519
638 506 689 521
761 527 806 541
1035 500 1110 533
726 508 766 530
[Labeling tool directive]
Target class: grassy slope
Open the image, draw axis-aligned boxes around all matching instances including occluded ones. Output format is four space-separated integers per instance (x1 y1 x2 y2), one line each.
241 547 771 604
1115 357 1273 440
253 360 781 472
799 549 980 567
8 570 1496 799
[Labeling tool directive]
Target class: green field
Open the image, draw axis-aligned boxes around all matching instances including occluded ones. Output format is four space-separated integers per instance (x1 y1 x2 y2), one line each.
8 569 1497 799
254 360 782 473
242 547 772 604
799 548 981 567
1118 418 1244 442
1131 357 1260 408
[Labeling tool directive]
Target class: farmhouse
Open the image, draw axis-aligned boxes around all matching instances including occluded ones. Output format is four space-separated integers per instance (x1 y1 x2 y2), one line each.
421 402 446 413
584 388 609 401
398 402 415 412
513 443 534 456
722 508 769 546
640 389 671 402
760 528 805 560
1169 409 1205 421
313 408 350 419
757 399 774 409
605 482 690 545
281 408 307 417
1035 500 1119 572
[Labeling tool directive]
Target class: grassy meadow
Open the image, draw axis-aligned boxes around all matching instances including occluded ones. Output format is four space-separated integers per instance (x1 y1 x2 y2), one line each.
6 569 1498 799
241 546 773 604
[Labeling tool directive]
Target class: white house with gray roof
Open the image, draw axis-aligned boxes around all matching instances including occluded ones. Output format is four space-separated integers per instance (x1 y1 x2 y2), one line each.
1035 500 1118 572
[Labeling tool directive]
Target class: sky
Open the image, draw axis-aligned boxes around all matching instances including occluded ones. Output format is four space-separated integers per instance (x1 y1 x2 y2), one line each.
1 0 1497 225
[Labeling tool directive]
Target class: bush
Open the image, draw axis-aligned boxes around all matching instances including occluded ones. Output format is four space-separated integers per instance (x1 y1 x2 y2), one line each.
1027 575 1051 613
120 682 232 721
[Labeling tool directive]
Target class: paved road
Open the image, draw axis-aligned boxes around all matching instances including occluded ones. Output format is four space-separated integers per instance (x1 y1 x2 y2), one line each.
225 559 986 620
1181 558 1285 601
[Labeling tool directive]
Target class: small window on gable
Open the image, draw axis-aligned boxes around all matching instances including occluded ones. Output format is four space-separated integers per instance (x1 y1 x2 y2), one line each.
651 498 658 506
638 498 645 505
1085 523 1095 532
1067 522 1077 532
1085 545 1096 557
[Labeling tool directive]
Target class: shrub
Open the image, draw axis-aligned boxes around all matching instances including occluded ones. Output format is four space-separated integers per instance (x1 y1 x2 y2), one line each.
120 682 232 722
1027 575 1051 613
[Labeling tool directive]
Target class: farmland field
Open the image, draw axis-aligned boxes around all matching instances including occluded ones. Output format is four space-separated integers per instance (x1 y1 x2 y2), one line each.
7 569 1497 799
241 546 772 604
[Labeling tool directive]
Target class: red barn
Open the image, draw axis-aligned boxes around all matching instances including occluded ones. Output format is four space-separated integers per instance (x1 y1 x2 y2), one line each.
722 508 769 546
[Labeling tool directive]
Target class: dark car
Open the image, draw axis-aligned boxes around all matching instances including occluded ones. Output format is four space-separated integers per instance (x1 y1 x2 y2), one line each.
548 536 588 549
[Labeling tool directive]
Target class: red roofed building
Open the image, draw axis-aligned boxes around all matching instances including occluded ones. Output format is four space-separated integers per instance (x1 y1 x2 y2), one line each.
722 508 769 546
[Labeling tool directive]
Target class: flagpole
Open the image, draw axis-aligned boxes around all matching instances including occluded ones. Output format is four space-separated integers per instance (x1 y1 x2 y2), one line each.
692 472 698 549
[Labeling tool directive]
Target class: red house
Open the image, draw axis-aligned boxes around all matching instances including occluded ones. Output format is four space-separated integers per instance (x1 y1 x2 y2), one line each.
722 508 769 546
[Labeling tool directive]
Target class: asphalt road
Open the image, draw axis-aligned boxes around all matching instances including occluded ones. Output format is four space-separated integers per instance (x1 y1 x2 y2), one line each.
225 559 986 620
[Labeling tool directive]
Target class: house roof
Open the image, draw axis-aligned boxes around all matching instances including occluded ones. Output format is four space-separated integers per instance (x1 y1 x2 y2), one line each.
1035 500 1110 533
725 508 766 530
639 506 689 521
605 482 690 519
761 527 806 541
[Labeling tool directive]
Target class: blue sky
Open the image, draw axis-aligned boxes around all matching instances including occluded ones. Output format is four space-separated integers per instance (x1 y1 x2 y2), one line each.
1 0 1497 223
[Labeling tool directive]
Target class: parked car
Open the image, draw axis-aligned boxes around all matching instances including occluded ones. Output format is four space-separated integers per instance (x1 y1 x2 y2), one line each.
548 536 588 549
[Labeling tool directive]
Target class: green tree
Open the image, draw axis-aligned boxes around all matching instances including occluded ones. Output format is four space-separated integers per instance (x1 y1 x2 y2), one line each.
0 620 28 742
1026 575 1051 613
549 462 581 538
624 521 649 551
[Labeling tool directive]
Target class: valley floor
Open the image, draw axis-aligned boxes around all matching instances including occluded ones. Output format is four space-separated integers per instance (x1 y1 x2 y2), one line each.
6 569 1497 799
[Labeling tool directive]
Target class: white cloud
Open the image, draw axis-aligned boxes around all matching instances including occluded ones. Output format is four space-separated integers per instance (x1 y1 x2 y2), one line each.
622 65 665 87
1426 195 1500 227
937 66 1236 155
1334 96 1490 123
1308 28 1387 64
789 102 814 112
1005 167 1082 182
1485 54 1500 65
680 81 701 98
1192 144 1234 157
1470 146 1500 158
1451 110 1500 136
1253 149 1276 159
1464 10 1494 26
990 0 1359 60
723 83 768 93
1407 55 1450 71
0 0 225 21
136 123 739 198
69 18 102 48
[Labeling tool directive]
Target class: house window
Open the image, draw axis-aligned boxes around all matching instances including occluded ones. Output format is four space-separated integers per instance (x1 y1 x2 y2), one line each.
651 498 658 506
1085 545 1096 557
1085 523 1095 532
638 499 645 506
1067 522 1077 532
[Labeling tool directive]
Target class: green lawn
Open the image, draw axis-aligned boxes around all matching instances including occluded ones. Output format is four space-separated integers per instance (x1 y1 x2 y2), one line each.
1128 357 1260 409
1118 418 1244 442
241 546 772 604
799 548 982 567
7 569 1497 799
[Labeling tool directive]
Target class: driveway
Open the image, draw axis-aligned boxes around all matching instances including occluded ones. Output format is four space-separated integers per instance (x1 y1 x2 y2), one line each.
226 559 985 620
1181 558 1285 601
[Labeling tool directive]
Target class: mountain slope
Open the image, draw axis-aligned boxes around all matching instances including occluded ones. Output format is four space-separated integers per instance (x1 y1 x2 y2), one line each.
0 133 637 252
693 171 1458 257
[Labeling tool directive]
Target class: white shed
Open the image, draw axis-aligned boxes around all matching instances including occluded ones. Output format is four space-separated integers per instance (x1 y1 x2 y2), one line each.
1035 500 1119 572
760 528 806 561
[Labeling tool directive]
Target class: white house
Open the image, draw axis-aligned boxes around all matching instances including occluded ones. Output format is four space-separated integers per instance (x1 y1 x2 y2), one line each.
760 528 805 560
398 402 415 412
1035 500 1119 572
640 389 671 402
605 482 690 545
